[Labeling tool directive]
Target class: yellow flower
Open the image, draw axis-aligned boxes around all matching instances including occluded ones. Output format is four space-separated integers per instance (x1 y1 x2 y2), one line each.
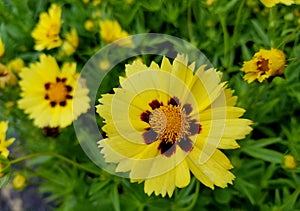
260 0 294 7
18 54 90 128
0 162 4 178
13 174 27 190
31 4 63 51
7 58 25 73
84 20 95 32
93 0 101 6
0 121 15 158
99 20 134 47
0 37 5 57
241 48 286 83
96 55 252 197
98 59 111 71
284 155 297 169
0 63 17 88
61 28 79 56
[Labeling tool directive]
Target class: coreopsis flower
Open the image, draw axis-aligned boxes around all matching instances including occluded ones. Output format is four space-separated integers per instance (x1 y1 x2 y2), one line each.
0 37 5 57
96 54 252 197
260 0 294 7
31 4 63 51
241 48 286 83
61 28 79 56
0 121 15 158
99 20 134 47
0 63 17 88
284 155 297 169
18 54 90 128
12 174 27 190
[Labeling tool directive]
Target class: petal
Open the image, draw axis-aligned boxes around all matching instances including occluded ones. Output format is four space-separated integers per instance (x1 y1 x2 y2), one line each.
188 146 235 189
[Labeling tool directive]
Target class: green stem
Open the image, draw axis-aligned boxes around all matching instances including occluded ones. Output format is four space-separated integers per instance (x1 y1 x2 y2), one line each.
219 14 230 68
232 0 245 47
187 0 194 43
10 152 101 175
183 180 200 210
277 24 300 49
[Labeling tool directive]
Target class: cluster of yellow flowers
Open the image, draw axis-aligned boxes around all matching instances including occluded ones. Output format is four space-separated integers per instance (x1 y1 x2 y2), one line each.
0 0 298 199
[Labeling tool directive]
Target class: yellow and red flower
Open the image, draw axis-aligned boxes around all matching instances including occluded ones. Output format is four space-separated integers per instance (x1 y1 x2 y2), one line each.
97 54 252 197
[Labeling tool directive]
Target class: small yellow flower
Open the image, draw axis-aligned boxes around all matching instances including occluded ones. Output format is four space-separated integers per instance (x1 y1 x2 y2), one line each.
92 0 101 6
61 28 79 56
0 63 17 88
31 4 63 51
13 174 27 190
0 121 15 158
206 0 215 5
97 55 252 197
0 37 5 57
260 0 294 7
241 48 286 83
84 20 95 32
18 54 90 128
284 155 297 169
99 20 134 47
98 59 111 71
7 58 25 73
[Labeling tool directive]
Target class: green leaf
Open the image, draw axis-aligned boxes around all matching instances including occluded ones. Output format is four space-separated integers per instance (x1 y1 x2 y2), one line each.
251 19 270 45
110 183 121 211
242 147 284 163
246 138 282 148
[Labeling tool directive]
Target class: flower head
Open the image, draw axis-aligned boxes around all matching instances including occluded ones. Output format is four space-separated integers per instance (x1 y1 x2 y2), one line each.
31 4 63 51
84 20 95 32
0 37 5 57
0 63 17 88
60 28 79 56
99 20 133 47
260 0 294 7
0 121 15 158
13 174 27 190
97 55 252 197
284 155 297 169
241 48 286 83
18 54 90 128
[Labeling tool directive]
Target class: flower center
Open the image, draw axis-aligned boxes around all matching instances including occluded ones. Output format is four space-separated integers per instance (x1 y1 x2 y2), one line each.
44 77 73 107
257 58 269 73
149 105 189 144
141 98 201 157
47 24 60 39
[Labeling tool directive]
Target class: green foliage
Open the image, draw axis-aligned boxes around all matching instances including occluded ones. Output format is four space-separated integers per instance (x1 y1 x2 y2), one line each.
0 0 300 210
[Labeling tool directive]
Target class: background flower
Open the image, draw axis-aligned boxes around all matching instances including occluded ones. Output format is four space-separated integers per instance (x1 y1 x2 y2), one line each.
60 28 79 57
241 48 286 83
31 4 63 51
0 37 5 57
260 0 294 7
99 19 134 47
18 54 90 128
0 121 15 158
0 63 17 88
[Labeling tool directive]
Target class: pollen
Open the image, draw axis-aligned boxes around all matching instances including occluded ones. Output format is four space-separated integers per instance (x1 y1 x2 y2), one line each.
149 105 190 143
44 77 73 107
257 58 269 73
